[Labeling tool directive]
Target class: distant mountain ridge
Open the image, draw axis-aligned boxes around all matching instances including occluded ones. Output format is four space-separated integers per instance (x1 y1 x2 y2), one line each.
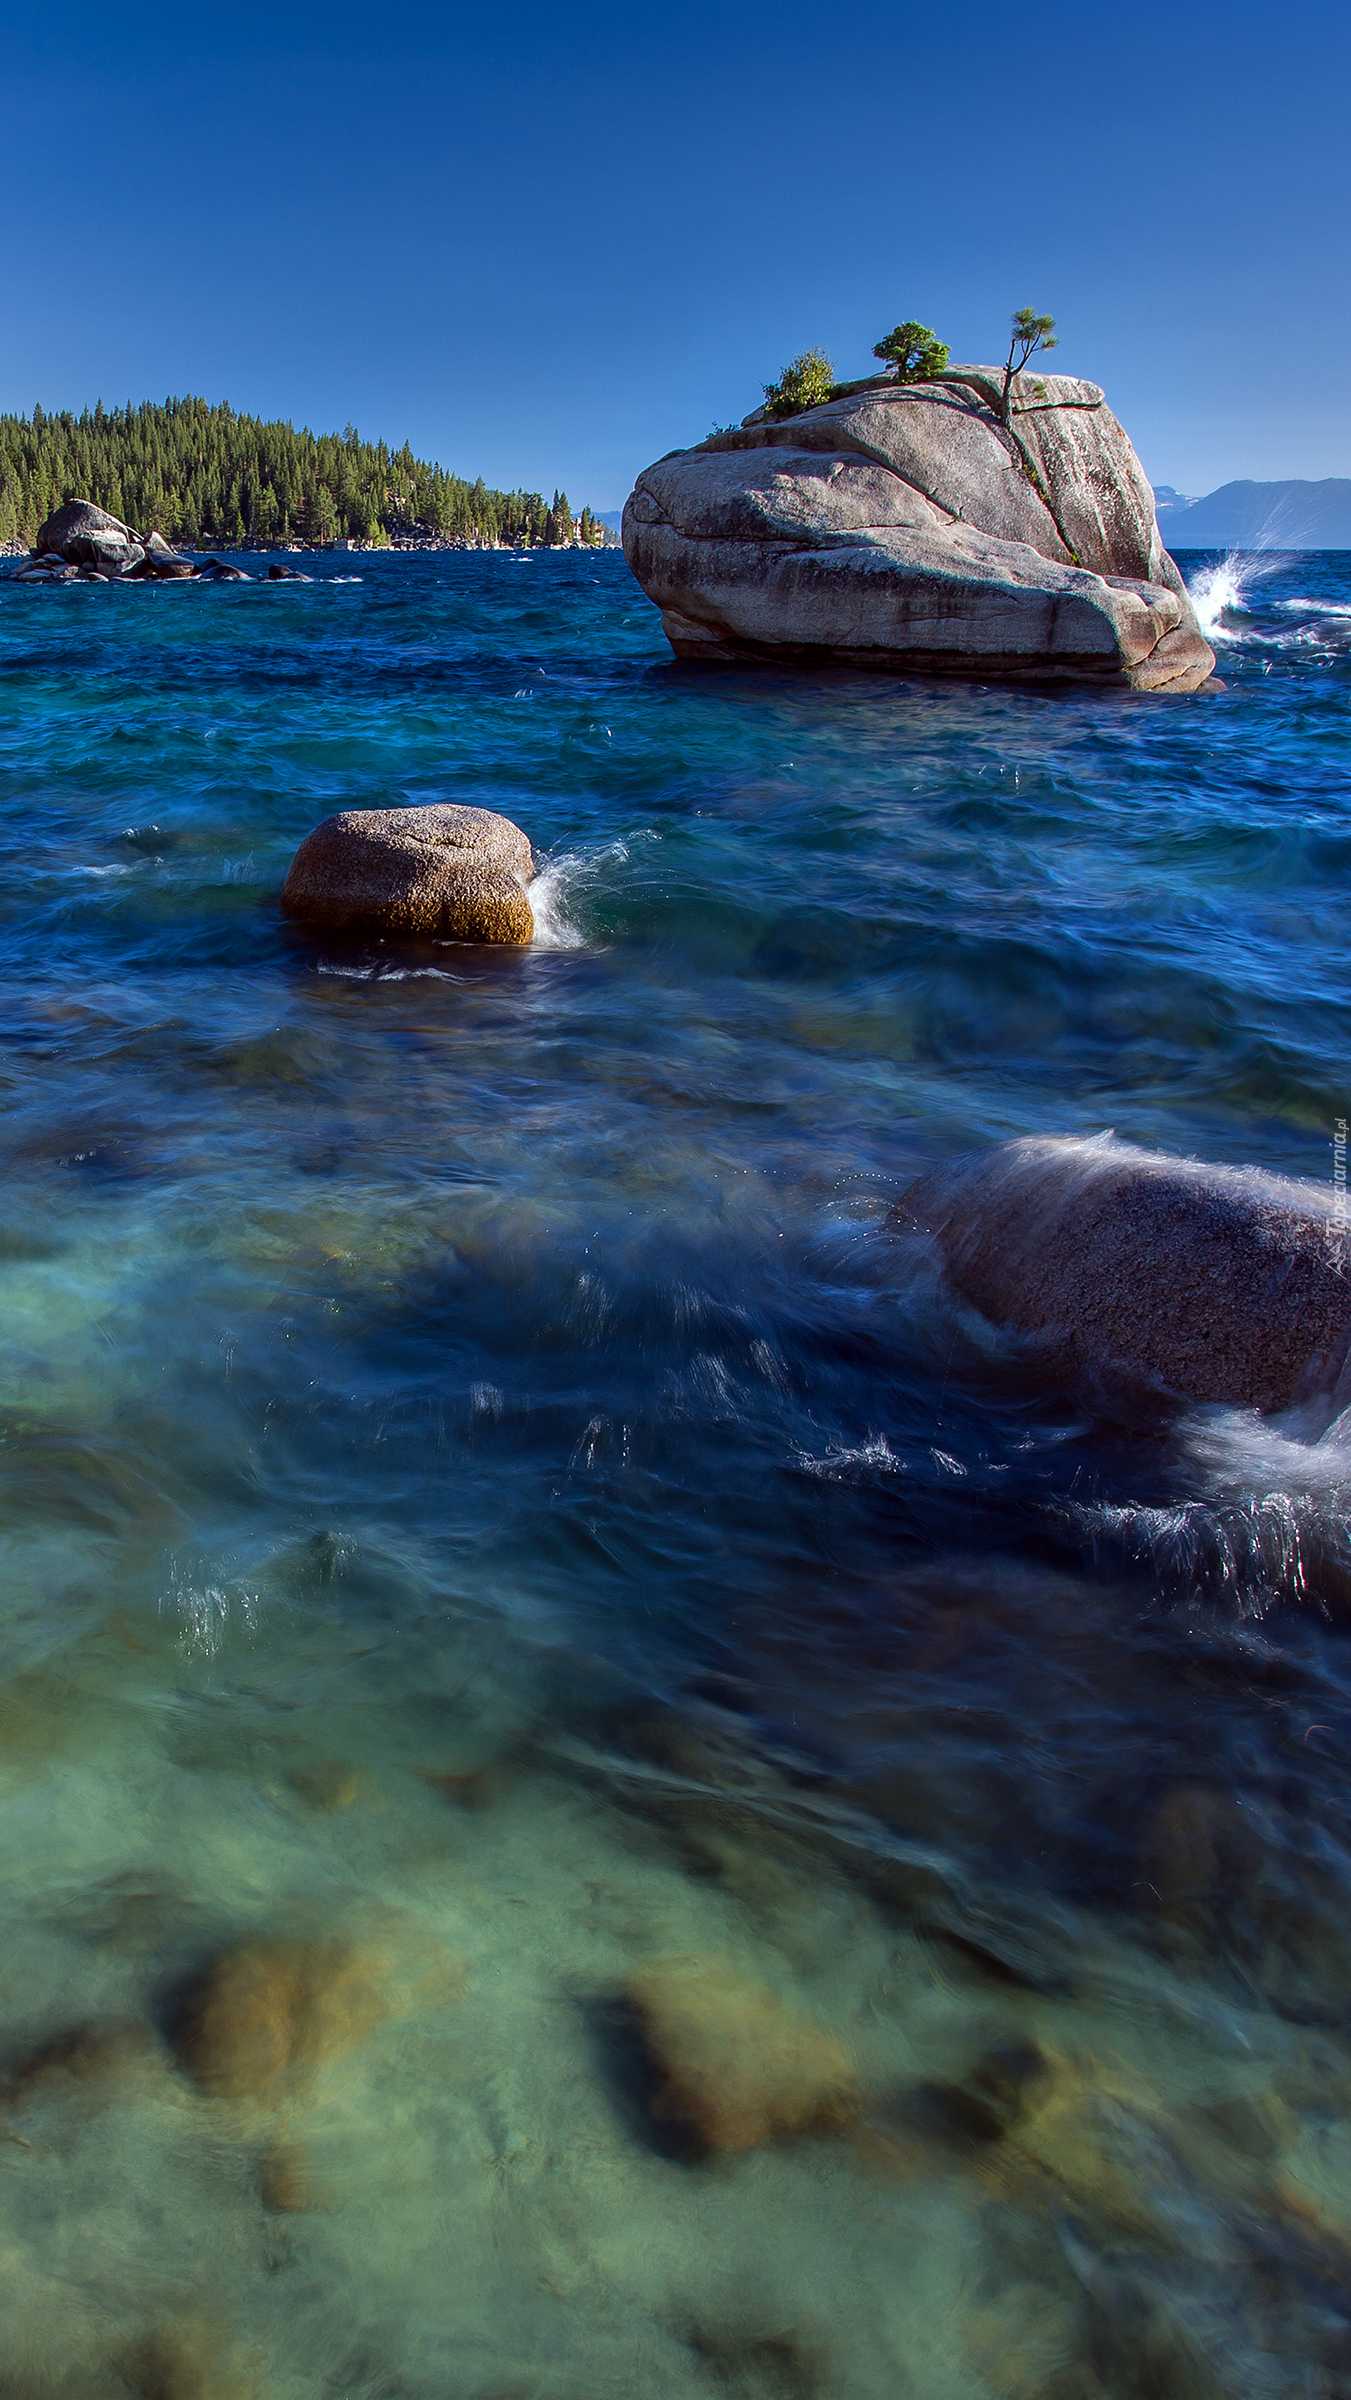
1157 479 1351 551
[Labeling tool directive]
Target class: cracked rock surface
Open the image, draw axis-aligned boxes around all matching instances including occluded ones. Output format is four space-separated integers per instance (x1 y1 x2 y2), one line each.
623 369 1215 690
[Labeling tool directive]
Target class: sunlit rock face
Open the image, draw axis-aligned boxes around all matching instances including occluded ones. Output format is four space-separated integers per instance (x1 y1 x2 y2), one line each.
282 805 535 943
896 1133 1351 1412
623 370 1215 691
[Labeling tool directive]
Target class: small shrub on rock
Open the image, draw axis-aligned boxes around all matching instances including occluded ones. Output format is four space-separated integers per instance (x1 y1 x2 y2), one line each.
762 349 836 421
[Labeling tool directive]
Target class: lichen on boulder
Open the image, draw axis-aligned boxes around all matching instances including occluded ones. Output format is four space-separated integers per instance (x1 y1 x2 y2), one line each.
281 804 535 944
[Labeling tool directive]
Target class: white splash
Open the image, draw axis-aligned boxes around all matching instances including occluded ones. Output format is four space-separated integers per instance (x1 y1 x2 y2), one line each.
1187 555 1248 641
163 1554 261 1656
1078 1402 1351 1608
527 834 643 951
527 858 588 949
797 1434 905 1479
1187 550 1297 643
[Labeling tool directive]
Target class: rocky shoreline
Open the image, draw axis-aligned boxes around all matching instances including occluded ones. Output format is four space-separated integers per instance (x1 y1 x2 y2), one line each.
12 500 254 584
2 501 619 577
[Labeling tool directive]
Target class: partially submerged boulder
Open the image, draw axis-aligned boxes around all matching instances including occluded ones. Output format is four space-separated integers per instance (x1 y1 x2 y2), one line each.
896 1133 1351 1413
623 370 1214 691
138 530 195 578
282 805 535 944
36 498 143 571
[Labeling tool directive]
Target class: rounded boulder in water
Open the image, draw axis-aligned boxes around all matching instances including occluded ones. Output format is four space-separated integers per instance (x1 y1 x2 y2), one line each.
282 804 535 945
34 496 144 572
897 1133 1351 1414
135 529 195 579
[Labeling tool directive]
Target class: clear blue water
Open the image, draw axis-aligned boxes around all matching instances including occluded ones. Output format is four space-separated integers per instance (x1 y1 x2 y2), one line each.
1 546 1350 2396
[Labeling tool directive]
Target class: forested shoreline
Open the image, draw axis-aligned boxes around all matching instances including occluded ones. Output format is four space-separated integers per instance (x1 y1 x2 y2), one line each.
0 397 604 551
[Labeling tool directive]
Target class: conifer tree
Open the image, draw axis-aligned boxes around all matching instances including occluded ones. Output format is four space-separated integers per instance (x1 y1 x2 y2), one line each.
1000 309 1058 425
0 397 603 553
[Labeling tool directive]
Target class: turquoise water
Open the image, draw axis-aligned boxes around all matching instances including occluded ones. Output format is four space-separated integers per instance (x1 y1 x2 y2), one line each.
2 547 1351 2396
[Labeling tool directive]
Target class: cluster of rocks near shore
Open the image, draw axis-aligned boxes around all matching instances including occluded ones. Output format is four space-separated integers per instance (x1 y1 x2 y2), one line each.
11 499 310 584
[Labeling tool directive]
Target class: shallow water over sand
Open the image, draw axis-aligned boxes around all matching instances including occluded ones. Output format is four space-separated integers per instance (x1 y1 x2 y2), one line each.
1 548 1351 2396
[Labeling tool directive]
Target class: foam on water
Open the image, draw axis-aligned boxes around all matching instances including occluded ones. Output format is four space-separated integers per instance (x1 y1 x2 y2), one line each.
526 853 590 948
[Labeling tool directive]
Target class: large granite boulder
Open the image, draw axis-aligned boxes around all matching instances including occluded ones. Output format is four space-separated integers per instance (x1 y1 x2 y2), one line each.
36 499 143 573
895 1134 1351 1413
623 370 1214 691
282 805 535 944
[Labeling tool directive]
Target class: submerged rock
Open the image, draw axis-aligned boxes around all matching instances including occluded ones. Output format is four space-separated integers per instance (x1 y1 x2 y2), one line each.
282 805 535 944
288 1758 361 1810
686 2323 827 2397
119 2318 257 2400
623 370 1214 690
259 2136 315 2212
1004 2053 1199 2244
176 1935 388 2101
6 2016 166 2113
895 1133 1351 1412
626 1953 857 2151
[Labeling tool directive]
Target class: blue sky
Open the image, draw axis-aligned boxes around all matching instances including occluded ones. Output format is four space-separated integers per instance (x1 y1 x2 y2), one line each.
1 0 1345 509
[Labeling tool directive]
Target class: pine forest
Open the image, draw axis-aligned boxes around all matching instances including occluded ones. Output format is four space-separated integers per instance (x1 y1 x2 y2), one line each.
0 396 604 551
